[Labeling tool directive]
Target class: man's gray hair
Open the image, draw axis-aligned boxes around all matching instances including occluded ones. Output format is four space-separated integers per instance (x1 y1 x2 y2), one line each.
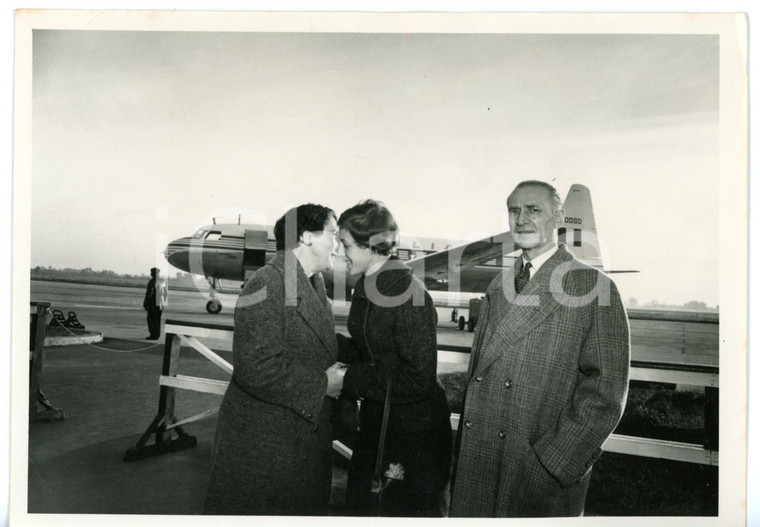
514 180 564 212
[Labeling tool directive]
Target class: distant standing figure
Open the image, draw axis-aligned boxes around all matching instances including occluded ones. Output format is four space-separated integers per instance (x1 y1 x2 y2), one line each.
143 267 167 340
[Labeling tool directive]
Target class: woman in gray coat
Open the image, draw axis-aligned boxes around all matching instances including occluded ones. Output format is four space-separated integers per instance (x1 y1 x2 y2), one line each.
203 203 344 515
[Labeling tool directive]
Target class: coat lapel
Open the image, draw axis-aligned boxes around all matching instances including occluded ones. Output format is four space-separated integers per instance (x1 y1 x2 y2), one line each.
473 268 513 360
466 276 502 381
295 271 339 361
270 252 338 361
473 246 573 377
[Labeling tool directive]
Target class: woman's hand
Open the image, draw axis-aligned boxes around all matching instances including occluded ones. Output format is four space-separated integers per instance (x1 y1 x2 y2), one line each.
325 362 347 398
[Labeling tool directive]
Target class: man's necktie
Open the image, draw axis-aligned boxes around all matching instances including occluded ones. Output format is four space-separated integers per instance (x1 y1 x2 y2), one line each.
514 261 532 294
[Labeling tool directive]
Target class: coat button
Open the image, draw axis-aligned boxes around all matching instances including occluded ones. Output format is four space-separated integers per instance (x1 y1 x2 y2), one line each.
504 380 513 388
306 413 313 419
475 376 483 382
498 431 506 439
464 421 473 429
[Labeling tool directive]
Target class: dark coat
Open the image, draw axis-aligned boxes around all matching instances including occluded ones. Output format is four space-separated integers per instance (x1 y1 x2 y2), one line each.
449 245 630 517
203 251 338 515
143 277 156 310
338 257 451 433
338 257 451 515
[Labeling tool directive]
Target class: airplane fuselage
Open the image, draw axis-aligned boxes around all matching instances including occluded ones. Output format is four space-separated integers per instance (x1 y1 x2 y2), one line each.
163 223 493 299
163 184 620 313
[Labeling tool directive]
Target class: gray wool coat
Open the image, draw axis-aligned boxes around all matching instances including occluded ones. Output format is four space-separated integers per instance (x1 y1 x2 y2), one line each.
203 251 338 515
449 245 630 517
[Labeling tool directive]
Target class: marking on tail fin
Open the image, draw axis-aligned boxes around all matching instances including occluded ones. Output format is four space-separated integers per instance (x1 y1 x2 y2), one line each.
563 184 597 233
561 184 603 264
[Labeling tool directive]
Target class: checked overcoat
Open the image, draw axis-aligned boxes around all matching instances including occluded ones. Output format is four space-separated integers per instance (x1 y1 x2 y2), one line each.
449 244 630 517
203 251 338 515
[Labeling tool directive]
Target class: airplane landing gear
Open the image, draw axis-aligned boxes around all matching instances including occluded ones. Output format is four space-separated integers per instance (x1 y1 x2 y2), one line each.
206 277 223 314
459 314 476 331
457 298 483 333
206 300 222 314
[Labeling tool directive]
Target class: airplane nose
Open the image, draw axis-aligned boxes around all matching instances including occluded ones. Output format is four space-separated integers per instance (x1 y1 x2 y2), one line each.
164 238 191 272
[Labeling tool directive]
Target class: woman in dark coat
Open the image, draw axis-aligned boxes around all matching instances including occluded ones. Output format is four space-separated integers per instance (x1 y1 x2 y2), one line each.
336 200 452 517
203 203 345 515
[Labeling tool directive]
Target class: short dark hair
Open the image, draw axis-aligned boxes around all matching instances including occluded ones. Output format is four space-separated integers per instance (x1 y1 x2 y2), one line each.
338 200 399 256
274 203 337 251
513 180 564 211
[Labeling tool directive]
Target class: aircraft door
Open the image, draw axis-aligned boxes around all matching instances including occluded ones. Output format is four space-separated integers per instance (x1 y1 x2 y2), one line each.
243 230 268 278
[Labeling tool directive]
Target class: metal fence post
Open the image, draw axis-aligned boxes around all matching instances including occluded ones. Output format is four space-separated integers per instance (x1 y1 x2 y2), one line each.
29 302 65 422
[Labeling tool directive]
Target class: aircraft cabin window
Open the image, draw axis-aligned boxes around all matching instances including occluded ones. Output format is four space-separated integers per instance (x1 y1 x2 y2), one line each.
206 232 223 241
193 229 207 239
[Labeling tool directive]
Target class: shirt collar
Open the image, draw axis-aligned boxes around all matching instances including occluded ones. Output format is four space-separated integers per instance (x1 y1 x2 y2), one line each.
520 244 558 275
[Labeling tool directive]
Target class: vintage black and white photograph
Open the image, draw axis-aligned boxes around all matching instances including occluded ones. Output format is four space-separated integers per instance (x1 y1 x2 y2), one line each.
10 8 748 526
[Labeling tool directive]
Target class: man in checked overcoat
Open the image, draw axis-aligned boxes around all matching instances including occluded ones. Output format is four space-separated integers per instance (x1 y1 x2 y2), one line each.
449 180 630 517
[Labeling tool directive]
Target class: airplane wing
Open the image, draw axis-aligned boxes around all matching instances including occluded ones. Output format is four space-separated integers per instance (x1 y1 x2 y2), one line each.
406 231 517 293
405 223 637 294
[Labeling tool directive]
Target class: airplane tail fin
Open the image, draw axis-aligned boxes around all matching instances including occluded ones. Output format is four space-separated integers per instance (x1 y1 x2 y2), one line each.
559 184 604 267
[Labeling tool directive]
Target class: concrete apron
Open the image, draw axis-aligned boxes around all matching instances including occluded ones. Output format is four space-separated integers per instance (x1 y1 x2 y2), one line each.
26 339 349 515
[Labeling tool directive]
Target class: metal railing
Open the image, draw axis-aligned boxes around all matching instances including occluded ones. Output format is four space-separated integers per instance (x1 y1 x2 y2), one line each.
125 313 719 467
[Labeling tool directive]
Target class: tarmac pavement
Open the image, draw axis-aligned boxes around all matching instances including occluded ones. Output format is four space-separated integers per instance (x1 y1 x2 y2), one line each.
29 338 220 514
22 280 720 519
30 279 477 351
26 338 351 515
25 281 470 516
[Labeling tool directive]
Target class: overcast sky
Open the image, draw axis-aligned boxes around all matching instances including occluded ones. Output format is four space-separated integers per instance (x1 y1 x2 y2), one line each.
30 30 719 306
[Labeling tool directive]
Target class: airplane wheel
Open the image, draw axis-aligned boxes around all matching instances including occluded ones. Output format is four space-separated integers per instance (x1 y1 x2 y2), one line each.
467 319 475 332
458 316 465 331
206 300 222 314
